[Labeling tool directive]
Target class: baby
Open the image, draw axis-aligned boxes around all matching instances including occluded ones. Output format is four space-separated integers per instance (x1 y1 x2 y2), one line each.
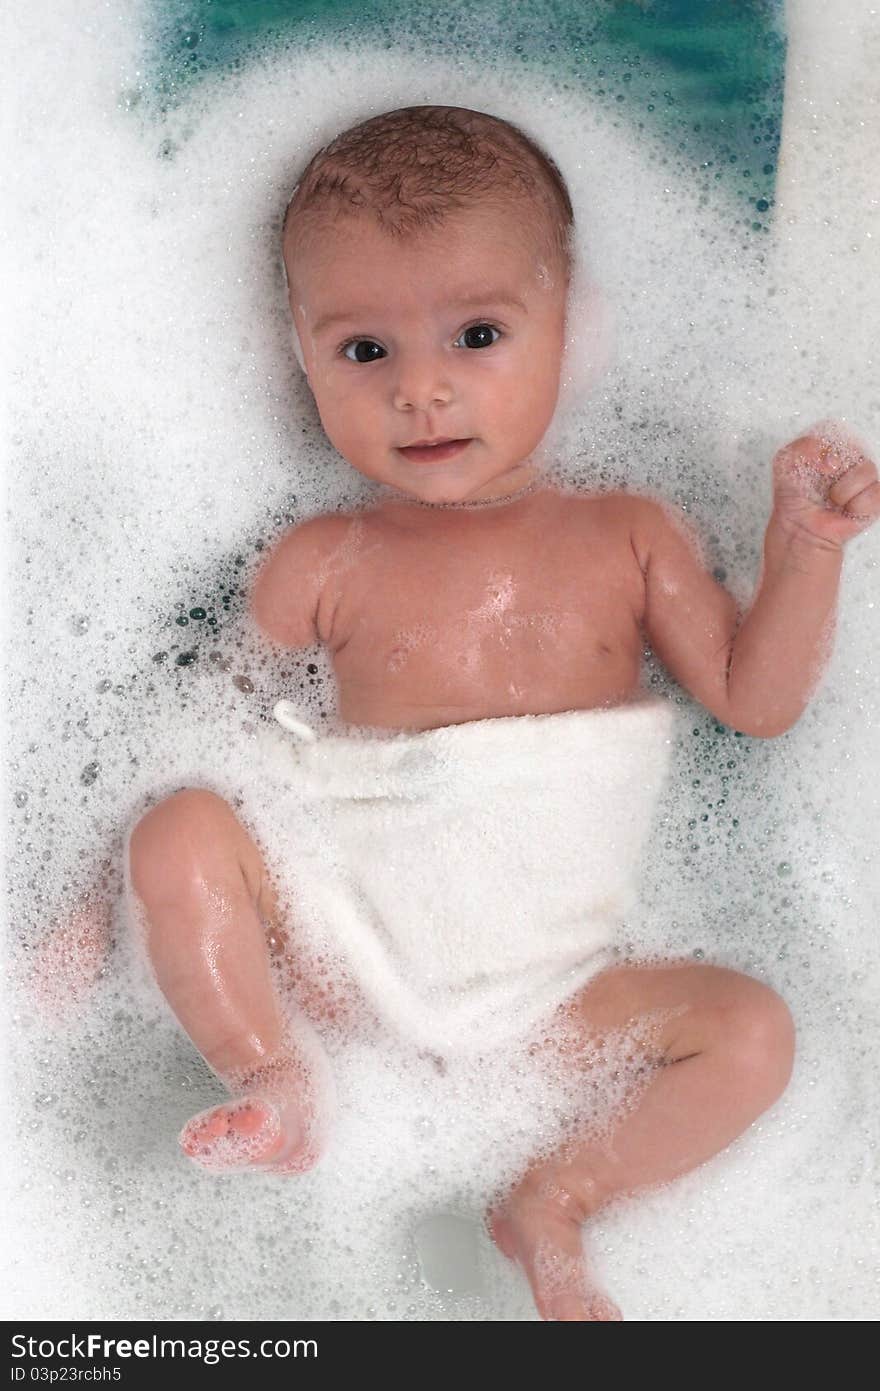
127 105 879 1321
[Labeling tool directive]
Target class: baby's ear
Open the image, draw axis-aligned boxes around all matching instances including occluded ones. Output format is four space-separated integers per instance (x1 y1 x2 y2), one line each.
290 322 307 374
280 249 308 376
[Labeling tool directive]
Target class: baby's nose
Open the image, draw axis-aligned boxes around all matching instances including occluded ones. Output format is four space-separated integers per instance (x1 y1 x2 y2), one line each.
392 355 454 412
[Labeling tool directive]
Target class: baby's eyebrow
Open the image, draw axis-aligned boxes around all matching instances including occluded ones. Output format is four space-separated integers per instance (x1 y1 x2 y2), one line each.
447 290 528 315
310 290 527 337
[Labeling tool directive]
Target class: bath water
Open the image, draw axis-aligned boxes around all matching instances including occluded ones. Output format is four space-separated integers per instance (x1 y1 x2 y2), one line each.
4 0 879 1320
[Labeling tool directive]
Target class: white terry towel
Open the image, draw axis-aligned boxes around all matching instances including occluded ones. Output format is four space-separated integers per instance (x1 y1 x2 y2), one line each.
259 695 676 1056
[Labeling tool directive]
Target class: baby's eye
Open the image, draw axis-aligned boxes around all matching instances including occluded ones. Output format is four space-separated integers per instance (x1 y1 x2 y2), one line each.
455 323 502 350
341 339 387 364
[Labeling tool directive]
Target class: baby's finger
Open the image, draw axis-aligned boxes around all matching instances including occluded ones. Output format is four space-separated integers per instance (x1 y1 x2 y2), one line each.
809 417 873 461
839 478 880 523
826 458 879 508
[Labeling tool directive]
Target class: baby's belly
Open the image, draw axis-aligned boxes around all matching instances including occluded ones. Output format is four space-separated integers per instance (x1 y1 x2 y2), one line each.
338 681 643 731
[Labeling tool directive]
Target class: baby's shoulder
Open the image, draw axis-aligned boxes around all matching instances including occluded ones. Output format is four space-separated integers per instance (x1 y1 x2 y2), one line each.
587 488 709 579
250 509 362 649
557 488 685 587
282 508 363 544
575 486 679 532
557 485 653 534
256 511 356 586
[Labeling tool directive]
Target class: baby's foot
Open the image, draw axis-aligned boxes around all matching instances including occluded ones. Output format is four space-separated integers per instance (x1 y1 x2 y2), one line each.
179 1023 333 1176
488 1180 622 1321
180 1092 316 1174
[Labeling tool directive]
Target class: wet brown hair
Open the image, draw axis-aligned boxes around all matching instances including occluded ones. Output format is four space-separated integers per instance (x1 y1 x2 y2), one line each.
281 104 574 289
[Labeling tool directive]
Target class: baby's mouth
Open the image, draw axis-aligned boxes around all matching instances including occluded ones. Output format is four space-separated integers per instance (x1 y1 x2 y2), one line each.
397 438 472 464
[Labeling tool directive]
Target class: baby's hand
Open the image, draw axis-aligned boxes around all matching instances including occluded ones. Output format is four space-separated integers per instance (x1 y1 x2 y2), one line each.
772 420 880 549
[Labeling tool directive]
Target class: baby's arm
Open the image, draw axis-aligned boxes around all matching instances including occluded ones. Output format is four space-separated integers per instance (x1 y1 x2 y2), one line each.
629 425 879 737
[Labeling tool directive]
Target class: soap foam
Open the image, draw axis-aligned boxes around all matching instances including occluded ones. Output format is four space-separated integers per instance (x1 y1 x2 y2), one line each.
4 0 879 1320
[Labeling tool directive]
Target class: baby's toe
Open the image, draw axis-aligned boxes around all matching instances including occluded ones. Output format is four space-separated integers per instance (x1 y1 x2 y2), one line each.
542 1293 592 1321
179 1098 281 1170
543 1291 622 1321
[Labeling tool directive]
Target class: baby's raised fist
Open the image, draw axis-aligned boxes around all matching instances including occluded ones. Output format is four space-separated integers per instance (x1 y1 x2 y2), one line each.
771 420 880 548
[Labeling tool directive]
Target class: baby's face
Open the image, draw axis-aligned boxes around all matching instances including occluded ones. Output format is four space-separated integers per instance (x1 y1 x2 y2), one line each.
286 203 568 503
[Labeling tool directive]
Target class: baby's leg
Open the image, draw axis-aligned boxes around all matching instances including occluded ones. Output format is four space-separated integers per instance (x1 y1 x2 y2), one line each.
128 789 332 1175
488 960 795 1321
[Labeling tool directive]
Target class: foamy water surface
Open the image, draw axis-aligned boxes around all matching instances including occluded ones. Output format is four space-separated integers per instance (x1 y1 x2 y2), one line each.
4 0 879 1320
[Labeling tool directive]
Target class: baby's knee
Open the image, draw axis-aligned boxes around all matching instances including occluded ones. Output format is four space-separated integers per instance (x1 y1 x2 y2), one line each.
128 788 243 900
724 978 796 1102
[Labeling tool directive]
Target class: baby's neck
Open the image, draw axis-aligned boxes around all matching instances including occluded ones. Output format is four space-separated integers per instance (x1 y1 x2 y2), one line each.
377 475 542 512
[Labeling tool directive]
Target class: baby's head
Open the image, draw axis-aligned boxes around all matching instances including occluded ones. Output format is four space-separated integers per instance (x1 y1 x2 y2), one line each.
281 105 575 504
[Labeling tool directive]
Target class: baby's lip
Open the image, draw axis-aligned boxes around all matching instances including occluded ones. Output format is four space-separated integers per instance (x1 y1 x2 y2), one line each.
401 436 463 448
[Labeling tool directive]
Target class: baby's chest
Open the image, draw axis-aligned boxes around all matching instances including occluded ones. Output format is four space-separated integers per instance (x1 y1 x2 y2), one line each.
330 529 642 688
